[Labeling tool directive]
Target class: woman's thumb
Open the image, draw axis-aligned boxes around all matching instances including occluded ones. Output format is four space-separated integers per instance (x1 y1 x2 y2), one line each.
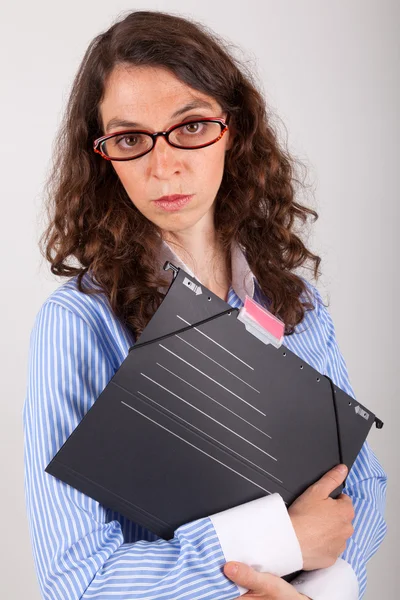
312 464 348 498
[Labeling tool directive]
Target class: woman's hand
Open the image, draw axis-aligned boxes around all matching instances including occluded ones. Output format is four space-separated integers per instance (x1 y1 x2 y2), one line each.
224 562 310 599
288 464 355 570
223 464 353 598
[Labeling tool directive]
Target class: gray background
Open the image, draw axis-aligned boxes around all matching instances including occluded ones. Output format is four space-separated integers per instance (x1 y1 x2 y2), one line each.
1 1 398 598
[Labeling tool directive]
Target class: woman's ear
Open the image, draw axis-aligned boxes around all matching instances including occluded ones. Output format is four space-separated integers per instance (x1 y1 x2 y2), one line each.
225 124 236 151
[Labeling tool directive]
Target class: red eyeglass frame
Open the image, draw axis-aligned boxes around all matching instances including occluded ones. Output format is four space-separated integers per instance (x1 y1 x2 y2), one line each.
93 116 230 161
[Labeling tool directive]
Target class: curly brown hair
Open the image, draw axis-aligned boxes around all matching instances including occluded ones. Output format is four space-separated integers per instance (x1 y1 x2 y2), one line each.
40 9 322 338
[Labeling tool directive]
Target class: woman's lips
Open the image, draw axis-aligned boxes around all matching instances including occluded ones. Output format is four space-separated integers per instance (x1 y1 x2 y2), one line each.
153 194 194 211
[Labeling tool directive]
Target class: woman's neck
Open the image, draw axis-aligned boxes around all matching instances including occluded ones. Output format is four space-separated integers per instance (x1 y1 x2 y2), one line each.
163 226 231 301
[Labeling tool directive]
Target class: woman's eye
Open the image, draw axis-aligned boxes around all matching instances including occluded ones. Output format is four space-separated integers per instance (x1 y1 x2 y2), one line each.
185 123 201 133
177 122 208 136
116 135 139 147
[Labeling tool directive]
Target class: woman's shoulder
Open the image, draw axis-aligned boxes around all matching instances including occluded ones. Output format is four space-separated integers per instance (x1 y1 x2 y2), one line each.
33 272 135 367
303 281 330 338
281 277 332 373
294 276 328 323
40 272 110 320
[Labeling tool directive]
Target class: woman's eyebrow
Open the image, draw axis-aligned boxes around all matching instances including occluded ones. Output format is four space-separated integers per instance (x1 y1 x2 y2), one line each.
105 99 215 132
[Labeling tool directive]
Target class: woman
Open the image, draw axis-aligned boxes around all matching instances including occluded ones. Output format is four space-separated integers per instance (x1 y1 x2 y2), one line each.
23 9 387 600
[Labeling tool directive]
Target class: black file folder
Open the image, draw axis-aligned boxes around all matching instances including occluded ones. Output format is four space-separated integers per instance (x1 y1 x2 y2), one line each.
45 262 383 540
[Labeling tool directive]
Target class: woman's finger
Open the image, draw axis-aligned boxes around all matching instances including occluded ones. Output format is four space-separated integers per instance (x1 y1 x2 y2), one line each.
223 562 301 598
224 561 274 595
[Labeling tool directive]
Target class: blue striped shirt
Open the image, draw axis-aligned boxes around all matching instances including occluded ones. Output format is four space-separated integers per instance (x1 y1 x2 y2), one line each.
23 265 387 599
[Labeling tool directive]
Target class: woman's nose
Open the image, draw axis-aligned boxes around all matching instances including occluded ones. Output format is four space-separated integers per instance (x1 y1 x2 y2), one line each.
147 135 182 177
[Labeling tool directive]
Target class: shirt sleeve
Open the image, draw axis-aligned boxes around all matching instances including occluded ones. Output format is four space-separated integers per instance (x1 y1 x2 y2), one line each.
23 300 302 600
291 286 388 599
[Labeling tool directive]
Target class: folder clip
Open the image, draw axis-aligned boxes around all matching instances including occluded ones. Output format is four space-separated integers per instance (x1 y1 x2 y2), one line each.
163 261 179 279
237 296 285 349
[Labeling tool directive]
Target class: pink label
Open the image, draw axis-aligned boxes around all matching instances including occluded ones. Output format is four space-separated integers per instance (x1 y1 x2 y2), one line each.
244 296 285 339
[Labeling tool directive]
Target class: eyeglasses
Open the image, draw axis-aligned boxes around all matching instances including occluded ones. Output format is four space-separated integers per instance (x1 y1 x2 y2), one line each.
93 116 230 161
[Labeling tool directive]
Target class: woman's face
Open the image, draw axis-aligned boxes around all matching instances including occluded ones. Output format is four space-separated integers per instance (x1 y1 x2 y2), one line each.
99 64 232 236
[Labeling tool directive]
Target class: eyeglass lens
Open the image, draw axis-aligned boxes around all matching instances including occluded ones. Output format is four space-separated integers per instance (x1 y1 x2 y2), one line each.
101 121 223 160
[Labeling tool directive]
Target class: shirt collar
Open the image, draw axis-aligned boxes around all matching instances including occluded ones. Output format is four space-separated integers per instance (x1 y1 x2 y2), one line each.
158 238 255 303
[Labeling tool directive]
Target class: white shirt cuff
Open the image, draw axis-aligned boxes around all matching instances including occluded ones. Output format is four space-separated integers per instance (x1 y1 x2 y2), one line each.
291 558 359 600
209 493 303 596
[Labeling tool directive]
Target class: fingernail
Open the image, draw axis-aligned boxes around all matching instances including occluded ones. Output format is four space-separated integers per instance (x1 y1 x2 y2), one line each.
337 464 348 474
